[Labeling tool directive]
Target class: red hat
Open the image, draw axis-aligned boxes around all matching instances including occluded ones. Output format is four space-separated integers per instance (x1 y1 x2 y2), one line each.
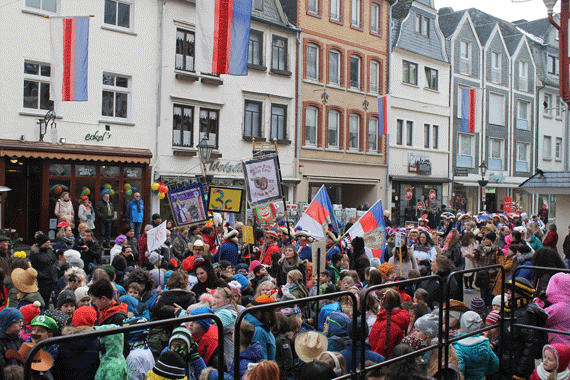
265 230 278 239
81 195 89 201
57 221 69 228
20 301 41 324
72 306 98 327
170 258 178 268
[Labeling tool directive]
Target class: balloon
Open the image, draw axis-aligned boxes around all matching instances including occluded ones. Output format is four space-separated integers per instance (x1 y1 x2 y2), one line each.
151 182 160 191
132 187 138 192
158 185 168 194
109 189 115 197
81 189 88 197
104 183 112 190
124 183 132 191
157 192 165 200
153 190 159 195
83 188 90 196
54 185 62 195
126 189 133 197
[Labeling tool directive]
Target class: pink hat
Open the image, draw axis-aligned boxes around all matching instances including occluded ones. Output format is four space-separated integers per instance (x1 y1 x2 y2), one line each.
249 260 261 273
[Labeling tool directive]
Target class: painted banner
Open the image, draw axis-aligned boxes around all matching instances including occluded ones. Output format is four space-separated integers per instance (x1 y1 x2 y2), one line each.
207 186 243 213
242 225 255 244
147 221 167 252
167 183 209 227
242 155 283 207
254 203 277 223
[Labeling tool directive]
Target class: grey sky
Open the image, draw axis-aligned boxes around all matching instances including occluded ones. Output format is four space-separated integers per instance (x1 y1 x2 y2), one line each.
434 0 561 22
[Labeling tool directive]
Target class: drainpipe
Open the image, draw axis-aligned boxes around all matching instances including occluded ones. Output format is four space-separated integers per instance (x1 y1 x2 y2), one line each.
296 28 302 201
386 0 398 212
535 81 546 212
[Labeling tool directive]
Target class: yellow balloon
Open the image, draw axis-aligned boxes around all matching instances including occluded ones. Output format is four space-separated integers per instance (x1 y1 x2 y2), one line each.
109 189 115 197
157 192 165 200
151 182 160 191
124 183 132 191
84 188 91 196
104 183 112 189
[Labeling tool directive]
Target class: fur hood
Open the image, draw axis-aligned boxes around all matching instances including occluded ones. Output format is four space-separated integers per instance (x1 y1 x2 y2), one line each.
62 325 94 335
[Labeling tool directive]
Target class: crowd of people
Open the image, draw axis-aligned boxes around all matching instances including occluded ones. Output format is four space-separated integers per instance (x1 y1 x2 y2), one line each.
0 207 568 380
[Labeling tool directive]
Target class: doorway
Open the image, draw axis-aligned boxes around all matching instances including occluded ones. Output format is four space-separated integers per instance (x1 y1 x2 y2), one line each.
5 161 28 242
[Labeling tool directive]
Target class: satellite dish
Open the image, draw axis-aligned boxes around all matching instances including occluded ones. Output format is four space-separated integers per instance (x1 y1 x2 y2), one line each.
0 187 12 192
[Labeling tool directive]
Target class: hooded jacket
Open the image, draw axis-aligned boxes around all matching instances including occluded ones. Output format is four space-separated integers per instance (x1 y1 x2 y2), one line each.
98 301 128 326
325 312 350 352
194 324 219 366
244 313 275 361
229 341 263 379
94 324 128 380
369 308 410 358
55 198 75 225
53 325 100 380
453 334 499 380
545 273 570 346
318 301 342 331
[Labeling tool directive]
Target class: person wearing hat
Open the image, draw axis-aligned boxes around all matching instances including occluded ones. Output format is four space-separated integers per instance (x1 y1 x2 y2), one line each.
95 191 115 248
12 267 46 309
188 239 210 258
56 289 76 318
452 311 499 380
189 306 219 366
78 195 95 230
530 344 570 380
295 229 313 263
484 310 501 352
0 308 24 367
473 232 500 308
219 227 241 267
151 213 163 228
110 234 128 263
258 229 280 266
29 233 57 306
412 313 439 346
29 315 59 364
163 326 201 379
112 245 135 283
503 277 548 380
147 351 187 380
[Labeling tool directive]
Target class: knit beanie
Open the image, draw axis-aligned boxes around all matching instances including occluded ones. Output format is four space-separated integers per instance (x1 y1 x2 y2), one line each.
414 313 439 338
485 310 500 325
36 233 49 246
232 274 250 289
401 335 427 351
57 289 77 310
189 307 213 333
254 295 276 304
44 309 71 333
0 308 23 332
74 286 90 303
492 295 502 309
485 232 496 242
460 311 482 334
235 263 249 274
248 260 261 274
508 277 535 299
470 297 486 315
369 257 381 269
72 306 98 327
148 351 187 380
169 326 192 350
20 301 41 324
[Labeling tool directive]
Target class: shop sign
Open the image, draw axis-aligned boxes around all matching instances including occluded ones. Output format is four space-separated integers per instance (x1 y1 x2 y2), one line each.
504 197 513 213
429 189 436 201
76 165 96 177
208 161 244 174
85 130 111 142
454 167 469 177
405 188 413 200
489 172 506 182
408 152 432 175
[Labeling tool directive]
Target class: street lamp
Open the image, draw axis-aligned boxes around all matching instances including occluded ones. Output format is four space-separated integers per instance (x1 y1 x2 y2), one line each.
197 134 213 182
543 0 558 14
478 161 488 187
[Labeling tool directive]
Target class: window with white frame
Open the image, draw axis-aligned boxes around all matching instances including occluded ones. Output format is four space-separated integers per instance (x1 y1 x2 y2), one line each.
328 110 339 147
415 14 429 36
351 0 361 27
544 93 553 117
556 137 562 161
488 93 505 126
271 35 288 72
396 119 403 145
172 104 193 147
425 67 438 90
432 125 439 149
244 100 263 138
491 51 501 84
102 73 129 119
406 120 413 146
248 30 263 67
23 61 54 111
350 55 361 89
424 124 430 148
516 142 529 172
369 117 378 152
25 0 56 12
308 0 318 13
175 29 195 72
329 50 340 85
460 40 471 75
403 60 418 85
370 60 380 93
517 100 530 130
371 3 380 33
306 44 319 80
488 138 503 170
199 108 219 148
104 0 131 29
270 104 287 141
556 96 563 119
518 61 528 92
349 114 360 149
543 135 552 159
547 55 559 75
305 107 317 145
330 0 340 20
457 133 473 168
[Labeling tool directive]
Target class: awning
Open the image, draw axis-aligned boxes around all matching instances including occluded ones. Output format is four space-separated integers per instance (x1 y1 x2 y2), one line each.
0 139 152 164
390 175 452 183
303 175 380 185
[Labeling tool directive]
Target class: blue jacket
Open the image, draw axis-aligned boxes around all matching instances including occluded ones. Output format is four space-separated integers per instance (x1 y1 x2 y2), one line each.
318 301 341 331
340 341 385 374
219 241 241 267
229 341 263 379
244 314 275 360
126 199 144 223
298 244 312 262
326 245 341 261
453 334 499 380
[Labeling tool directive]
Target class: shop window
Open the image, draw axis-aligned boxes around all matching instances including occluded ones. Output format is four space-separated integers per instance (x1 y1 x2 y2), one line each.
101 166 121 178
124 167 142 179
49 164 72 177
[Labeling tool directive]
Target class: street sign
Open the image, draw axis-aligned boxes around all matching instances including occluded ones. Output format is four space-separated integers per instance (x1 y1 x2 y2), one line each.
417 202 423 210
429 189 436 201
405 188 413 200
454 167 469 177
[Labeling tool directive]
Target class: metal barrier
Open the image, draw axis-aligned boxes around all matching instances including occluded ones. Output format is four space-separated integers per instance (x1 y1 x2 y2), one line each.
233 291 359 380
23 313 224 380
359 275 444 378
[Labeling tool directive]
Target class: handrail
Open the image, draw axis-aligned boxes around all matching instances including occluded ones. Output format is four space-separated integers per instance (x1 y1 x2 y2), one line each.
24 313 224 380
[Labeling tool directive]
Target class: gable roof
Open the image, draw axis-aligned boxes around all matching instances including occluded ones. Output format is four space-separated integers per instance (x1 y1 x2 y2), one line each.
516 18 551 41
437 9 465 37
392 0 414 20
519 172 570 195
278 0 297 25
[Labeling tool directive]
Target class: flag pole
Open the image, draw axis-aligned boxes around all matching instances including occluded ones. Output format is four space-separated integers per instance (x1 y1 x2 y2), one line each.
44 15 95 18
399 247 403 277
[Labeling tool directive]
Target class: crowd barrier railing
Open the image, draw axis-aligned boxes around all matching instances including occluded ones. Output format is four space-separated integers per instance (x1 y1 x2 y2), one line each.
23 313 224 380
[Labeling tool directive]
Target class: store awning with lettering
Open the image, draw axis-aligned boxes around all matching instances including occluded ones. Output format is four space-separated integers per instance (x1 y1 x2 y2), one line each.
0 139 152 164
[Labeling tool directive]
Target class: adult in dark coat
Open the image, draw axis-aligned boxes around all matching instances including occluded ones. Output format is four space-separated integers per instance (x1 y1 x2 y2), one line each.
29 234 57 305
95 191 115 247
53 324 100 380
73 230 101 273
350 237 369 283
420 254 460 309
190 257 228 298
154 270 196 310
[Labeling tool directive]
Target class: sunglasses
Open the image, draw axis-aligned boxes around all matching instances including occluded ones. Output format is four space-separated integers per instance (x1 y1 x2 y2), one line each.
68 278 79 283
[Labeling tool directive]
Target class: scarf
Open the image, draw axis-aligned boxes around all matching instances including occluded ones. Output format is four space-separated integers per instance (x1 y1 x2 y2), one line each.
536 363 570 380
504 297 529 313
281 256 301 274
134 199 141 213
61 235 75 247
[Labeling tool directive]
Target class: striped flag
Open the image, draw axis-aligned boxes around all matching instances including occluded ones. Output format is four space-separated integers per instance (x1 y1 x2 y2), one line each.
378 96 388 135
195 0 252 76
461 88 476 133
295 185 339 241
50 17 90 102
346 200 386 259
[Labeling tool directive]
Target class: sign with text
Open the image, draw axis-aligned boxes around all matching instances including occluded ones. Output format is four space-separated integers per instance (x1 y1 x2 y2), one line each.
147 221 167 252
167 183 209 227
408 152 432 175
207 186 243 213
242 155 283 207
503 197 513 214
395 231 402 248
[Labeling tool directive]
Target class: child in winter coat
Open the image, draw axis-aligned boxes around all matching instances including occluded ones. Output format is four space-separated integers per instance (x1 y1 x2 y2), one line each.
369 289 410 358
94 324 129 380
453 311 499 380
323 311 351 352
544 272 570 346
530 344 570 380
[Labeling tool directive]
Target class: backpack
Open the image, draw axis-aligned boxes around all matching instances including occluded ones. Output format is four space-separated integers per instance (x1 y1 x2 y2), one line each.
122 316 149 351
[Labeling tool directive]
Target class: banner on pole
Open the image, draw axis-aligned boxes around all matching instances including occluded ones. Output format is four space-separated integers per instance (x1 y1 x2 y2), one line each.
147 221 167 252
207 186 244 213
242 155 283 207
167 183 209 227
242 225 255 244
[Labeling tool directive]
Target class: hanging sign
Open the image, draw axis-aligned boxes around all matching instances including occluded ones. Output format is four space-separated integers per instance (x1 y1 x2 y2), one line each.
242 155 283 207
207 186 243 213
405 188 413 200
167 183 208 227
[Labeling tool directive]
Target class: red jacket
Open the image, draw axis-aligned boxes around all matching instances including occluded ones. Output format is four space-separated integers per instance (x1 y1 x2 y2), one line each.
260 243 280 266
369 308 410 358
194 324 218 365
138 232 148 265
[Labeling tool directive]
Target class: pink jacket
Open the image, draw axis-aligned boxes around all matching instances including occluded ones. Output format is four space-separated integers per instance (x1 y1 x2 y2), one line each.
545 272 570 346
501 234 512 256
